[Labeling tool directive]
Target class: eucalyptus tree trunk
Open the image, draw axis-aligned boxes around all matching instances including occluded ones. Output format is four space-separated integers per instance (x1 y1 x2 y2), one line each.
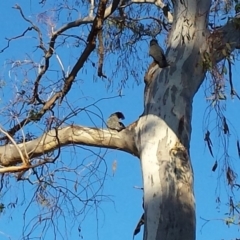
136 1 211 239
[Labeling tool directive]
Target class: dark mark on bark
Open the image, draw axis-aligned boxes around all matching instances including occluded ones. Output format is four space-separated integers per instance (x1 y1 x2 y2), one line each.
163 88 169 105
178 115 184 137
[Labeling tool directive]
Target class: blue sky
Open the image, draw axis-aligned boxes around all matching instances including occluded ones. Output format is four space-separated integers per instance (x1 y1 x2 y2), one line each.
0 1 240 240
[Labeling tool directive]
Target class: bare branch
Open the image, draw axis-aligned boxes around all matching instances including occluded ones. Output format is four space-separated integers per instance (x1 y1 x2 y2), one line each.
0 92 62 142
0 27 34 53
89 0 95 18
13 5 46 53
122 0 173 23
104 0 121 18
60 0 108 101
0 125 139 171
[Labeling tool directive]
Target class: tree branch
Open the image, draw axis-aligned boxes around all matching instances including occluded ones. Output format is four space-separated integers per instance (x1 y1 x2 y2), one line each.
0 125 139 171
2 0 171 139
209 17 240 63
3 0 118 138
122 0 173 23
60 0 108 101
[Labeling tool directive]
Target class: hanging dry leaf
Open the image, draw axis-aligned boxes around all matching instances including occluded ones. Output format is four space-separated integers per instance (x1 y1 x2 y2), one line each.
112 160 117 176
212 160 218 172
